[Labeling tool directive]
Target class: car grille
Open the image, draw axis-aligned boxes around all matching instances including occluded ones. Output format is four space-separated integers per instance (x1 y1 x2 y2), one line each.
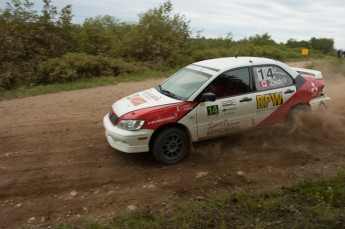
109 109 119 125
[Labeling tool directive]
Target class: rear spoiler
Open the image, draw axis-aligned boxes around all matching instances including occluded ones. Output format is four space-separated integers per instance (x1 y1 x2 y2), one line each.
292 67 323 79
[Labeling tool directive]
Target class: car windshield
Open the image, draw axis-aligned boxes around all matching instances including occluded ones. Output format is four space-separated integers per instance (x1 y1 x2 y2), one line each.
158 68 212 100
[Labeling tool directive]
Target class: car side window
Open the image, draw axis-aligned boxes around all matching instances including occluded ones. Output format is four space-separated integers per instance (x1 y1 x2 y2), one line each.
253 65 293 91
205 67 252 98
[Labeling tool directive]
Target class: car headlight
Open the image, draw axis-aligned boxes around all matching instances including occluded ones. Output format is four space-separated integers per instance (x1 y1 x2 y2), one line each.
117 120 145 131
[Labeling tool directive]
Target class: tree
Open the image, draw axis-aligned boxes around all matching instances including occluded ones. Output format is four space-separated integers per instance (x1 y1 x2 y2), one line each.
0 0 39 88
285 38 310 48
57 4 76 53
0 0 75 88
310 37 334 53
247 33 276 46
32 0 64 57
122 0 191 66
77 15 131 56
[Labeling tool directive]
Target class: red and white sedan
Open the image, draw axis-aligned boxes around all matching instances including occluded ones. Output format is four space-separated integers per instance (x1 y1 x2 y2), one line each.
103 57 331 164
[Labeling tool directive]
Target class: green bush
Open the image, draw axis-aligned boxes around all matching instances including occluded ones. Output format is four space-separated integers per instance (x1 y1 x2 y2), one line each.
0 53 148 89
190 49 230 62
0 70 18 90
37 53 147 84
189 45 298 63
0 61 39 89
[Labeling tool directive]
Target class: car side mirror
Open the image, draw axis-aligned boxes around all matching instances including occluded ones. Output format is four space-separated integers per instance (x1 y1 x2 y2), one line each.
201 93 216 102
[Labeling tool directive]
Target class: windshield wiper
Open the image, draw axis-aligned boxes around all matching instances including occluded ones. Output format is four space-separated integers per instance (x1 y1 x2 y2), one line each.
157 85 178 99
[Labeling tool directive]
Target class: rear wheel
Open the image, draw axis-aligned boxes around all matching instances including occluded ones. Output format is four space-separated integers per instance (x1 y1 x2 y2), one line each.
287 104 311 123
152 127 189 164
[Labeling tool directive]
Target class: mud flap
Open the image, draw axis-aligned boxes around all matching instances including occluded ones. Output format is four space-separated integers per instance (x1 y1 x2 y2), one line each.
309 95 331 112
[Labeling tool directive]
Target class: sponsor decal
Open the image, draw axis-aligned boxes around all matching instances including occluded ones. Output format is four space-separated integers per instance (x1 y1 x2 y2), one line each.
268 78 287 86
148 113 177 125
177 104 193 113
207 120 240 136
127 94 147 106
259 78 287 88
255 107 277 116
142 91 160 101
260 80 269 88
222 107 237 115
256 92 283 109
221 99 236 107
207 105 219 116
309 82 319 97
256 66 290 89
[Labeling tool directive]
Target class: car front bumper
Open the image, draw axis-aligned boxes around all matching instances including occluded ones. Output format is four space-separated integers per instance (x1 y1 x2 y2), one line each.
103 114 154 153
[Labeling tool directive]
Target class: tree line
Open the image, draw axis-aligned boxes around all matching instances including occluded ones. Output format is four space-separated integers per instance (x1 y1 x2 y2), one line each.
0 0 335 90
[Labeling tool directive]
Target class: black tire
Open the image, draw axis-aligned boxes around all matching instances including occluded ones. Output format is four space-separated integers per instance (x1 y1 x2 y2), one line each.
152 127 189 164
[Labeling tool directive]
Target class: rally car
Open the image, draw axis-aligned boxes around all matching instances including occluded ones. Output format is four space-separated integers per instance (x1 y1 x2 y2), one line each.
103 57 331 164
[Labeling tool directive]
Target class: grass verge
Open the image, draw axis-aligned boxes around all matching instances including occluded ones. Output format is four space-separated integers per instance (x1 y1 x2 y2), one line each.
57 172 345 228
0 69 177 101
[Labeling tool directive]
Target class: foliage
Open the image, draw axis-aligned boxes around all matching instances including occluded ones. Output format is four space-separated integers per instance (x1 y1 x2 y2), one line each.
285 37 335 54
121 0 191 67
37 53 147 84
310 37 335 54
285 38 310 48
0 0 337 90
0 0 76 89
76 16 133 56
243 33 277 46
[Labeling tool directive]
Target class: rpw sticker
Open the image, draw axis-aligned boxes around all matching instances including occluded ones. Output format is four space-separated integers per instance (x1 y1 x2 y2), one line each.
256 92 283 109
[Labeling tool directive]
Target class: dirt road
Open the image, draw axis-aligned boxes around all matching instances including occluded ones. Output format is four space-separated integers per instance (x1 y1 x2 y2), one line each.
1 63 345 228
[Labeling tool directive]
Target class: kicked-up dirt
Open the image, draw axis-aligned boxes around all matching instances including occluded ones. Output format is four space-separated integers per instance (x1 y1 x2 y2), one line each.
0 62 345 228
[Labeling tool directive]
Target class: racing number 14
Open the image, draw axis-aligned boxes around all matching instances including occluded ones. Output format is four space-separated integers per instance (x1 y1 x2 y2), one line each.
258 67 274 80
207 105 219 116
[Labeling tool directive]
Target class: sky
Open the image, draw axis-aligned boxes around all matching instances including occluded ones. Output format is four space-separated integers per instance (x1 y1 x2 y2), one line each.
1 0 344 49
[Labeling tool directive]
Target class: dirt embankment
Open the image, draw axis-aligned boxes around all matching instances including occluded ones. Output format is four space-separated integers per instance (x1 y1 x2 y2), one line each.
0 62 344 228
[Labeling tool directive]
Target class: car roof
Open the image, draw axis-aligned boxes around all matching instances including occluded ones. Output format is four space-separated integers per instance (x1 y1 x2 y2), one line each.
191 57 299 78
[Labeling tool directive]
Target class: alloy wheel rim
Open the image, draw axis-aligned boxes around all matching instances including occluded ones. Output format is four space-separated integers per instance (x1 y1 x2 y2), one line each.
161 135 184 160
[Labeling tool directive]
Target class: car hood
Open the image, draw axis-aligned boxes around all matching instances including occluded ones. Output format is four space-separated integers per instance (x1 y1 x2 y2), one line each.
112 88 181 117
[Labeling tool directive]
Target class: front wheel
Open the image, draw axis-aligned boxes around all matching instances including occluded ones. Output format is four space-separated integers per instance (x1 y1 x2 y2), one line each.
152 127 189 164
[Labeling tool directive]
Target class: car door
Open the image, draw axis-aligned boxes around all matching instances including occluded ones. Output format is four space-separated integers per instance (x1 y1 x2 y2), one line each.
195 67 255 140
252 65 296 126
